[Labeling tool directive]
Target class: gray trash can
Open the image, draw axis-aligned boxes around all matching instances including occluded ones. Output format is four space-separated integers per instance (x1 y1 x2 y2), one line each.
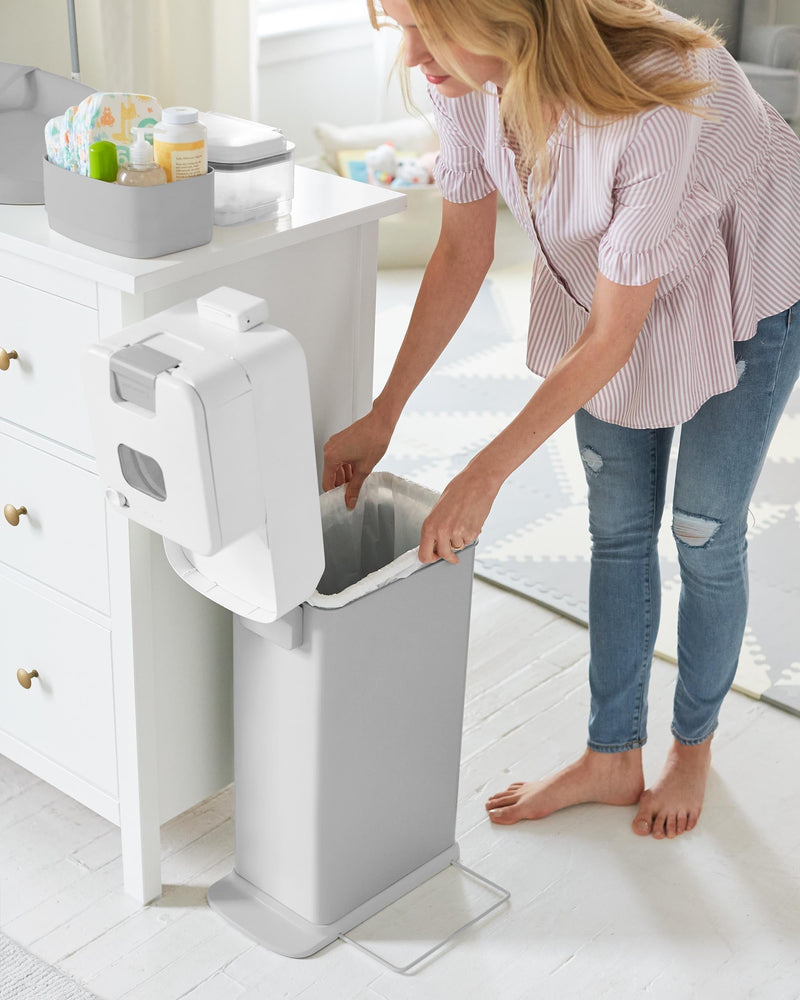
83 292 508 967
221 473 475 949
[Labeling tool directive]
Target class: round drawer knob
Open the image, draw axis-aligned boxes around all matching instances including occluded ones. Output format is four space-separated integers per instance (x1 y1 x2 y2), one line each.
4 504 27 527
0 348 19 371
17 668 39 690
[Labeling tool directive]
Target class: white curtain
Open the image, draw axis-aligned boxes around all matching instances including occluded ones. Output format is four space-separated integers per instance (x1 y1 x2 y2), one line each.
88 0 256 117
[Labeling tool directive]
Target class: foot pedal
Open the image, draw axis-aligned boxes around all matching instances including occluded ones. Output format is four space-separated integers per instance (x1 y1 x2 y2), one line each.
339 860 510 974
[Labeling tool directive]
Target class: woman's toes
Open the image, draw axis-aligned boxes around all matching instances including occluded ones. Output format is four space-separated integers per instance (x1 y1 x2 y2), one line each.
487 804 523 825
633 793 655 836
485 794 519 811
485 786 522 811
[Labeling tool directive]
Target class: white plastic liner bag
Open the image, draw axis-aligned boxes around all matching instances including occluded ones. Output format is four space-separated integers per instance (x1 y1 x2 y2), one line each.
307 471 439 609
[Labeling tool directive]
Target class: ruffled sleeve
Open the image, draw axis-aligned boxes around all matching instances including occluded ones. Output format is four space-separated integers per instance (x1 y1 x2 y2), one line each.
428 85 497 203
597 102 708 286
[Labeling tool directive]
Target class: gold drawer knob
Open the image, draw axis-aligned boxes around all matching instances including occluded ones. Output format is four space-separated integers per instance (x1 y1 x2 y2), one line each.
17 668 39 690
0 348 18 371
4 504 27 527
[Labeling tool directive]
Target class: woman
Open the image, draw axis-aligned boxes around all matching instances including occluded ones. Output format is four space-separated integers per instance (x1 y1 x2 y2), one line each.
321 0 800 839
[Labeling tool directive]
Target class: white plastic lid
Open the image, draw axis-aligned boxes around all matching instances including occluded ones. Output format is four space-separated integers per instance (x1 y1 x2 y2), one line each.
199 111 287 164
163 106 200 125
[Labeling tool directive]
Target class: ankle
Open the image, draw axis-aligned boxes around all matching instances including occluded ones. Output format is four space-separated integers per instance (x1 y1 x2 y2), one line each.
585 746 643 770
669 736 713 761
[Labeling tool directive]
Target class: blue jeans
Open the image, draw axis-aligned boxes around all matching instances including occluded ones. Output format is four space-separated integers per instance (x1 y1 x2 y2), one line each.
574 301 800 752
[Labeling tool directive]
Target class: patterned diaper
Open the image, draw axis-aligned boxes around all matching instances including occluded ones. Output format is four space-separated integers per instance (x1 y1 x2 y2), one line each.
45 92 162 175
45 105 79 172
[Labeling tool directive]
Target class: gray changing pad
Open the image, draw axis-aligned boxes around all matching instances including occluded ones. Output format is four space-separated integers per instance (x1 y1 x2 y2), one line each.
1 63 92 205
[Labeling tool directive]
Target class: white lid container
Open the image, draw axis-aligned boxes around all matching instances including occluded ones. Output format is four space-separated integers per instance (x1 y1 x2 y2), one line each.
201 112 287 163
200 112 294 225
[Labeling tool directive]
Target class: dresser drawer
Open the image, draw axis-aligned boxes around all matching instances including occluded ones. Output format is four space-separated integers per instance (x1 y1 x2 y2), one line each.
0 574 117 798
0 276 98 455
0 432 109 613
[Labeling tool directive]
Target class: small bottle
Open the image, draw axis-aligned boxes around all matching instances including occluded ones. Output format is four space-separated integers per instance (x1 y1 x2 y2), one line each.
116 128 167 187
153 107 208 182
88 140 119 182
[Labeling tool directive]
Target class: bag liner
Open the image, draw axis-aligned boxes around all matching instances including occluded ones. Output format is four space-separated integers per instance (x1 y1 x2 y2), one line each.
307 471 439 609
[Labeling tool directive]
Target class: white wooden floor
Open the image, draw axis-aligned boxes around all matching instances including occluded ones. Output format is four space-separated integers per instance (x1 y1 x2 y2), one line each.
2 579 800 1000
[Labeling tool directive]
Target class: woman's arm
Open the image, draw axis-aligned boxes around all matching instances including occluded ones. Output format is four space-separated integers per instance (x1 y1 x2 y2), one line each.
322 190 498 504
418 271 660 562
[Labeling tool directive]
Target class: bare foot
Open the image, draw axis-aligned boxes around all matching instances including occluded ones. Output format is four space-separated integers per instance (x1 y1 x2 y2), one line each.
632 737 712 840
485 748 645 825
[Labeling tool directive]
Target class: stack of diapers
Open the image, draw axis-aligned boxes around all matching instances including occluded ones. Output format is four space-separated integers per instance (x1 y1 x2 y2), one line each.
45 92 162 174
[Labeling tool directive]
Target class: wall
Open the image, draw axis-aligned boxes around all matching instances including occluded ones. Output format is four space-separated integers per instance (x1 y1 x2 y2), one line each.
1 0 105 86
0 0 254 118
257 17 426 161
668 0 743 53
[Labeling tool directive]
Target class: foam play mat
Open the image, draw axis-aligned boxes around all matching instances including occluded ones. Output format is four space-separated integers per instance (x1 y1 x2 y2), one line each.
376 267 800 717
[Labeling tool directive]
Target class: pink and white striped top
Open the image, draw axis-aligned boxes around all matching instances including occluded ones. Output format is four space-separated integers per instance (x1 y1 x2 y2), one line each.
429 42 800 427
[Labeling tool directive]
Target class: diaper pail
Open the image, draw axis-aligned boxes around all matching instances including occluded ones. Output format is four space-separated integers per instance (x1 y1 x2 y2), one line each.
82 288 508 969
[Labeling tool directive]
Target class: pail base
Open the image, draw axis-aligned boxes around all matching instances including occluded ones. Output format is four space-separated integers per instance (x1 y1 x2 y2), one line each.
207 843 459 958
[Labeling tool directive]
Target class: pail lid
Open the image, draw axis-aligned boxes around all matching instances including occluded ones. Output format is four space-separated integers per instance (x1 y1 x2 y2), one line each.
199 111 287 164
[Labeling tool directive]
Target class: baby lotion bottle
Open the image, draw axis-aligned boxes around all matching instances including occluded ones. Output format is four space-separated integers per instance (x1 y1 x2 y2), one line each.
116 128 167 186
153 107 208 182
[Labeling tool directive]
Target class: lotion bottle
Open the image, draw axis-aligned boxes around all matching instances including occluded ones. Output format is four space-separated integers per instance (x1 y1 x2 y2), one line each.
116 128 167 187
153 107 208 182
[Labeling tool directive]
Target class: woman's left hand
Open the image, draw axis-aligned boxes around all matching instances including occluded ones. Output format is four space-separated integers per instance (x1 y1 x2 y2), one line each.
418 464 501 564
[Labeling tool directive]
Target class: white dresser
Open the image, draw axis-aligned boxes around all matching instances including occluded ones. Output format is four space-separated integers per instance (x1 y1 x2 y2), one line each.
0 168 403 903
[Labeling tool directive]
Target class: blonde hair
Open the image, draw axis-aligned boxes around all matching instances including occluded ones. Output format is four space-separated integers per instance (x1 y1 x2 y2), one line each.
369 0 722 194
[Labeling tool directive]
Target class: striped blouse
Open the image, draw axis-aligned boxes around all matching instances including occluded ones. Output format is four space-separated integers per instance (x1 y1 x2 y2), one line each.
429 41 800 428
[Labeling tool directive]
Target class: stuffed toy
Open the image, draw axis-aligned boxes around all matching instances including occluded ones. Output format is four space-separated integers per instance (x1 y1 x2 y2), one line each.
390 156 433 187
365 142 397 186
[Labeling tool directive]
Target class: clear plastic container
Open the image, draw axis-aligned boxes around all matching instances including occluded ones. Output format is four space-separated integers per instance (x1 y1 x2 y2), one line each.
200 112 294 226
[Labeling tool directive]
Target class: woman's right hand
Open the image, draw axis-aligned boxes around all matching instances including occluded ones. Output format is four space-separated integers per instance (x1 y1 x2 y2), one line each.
322 407 395 508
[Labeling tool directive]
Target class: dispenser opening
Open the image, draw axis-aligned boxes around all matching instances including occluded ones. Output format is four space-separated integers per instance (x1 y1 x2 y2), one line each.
118 444 167 501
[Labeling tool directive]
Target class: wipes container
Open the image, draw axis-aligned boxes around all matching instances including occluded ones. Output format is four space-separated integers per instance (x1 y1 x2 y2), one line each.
200 111 294 225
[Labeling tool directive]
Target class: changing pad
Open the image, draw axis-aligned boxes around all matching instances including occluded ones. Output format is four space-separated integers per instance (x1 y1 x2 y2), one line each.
0 63 92 204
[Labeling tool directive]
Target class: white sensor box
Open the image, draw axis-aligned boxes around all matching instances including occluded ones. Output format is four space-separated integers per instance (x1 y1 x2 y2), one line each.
197 286 269 331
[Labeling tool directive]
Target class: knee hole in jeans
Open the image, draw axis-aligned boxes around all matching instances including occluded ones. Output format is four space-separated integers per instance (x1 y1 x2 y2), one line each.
580 445 603 476
672 509 721 548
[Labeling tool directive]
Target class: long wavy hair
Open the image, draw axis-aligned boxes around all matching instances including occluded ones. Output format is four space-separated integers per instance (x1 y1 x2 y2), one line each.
368 0 722 194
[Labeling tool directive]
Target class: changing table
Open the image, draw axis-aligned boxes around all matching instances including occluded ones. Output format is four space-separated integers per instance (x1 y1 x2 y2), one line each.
0 167 404 903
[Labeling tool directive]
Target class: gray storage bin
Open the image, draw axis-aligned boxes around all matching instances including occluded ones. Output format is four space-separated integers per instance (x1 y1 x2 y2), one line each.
43 157 214 258
221 473 476 944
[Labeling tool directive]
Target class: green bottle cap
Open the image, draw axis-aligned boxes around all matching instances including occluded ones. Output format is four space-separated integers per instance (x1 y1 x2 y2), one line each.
89 141 119 182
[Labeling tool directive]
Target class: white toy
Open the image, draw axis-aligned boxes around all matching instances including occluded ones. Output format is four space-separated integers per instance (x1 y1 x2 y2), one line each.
390 155 433 187
364 142 397 185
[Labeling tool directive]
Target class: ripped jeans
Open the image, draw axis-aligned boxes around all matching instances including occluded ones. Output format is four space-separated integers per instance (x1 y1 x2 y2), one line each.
574 301 800 751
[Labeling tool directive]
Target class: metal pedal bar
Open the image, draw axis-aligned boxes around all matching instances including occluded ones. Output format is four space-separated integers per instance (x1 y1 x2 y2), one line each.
339 860 510 975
